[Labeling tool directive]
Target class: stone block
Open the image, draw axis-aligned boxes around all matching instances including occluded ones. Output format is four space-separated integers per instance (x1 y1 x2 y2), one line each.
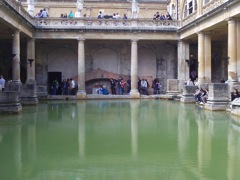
180 85 198 103
19 84 38 105
166 79 179 95
231 98 240 116
0 91 22 113
204 83 229 111
37 85 48 97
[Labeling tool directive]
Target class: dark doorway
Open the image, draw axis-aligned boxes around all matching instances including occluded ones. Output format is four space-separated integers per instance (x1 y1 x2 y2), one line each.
48 72 62 95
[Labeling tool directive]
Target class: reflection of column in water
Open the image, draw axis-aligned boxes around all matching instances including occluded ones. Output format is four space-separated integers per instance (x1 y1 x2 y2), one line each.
78 101 86 158
177 103 189 158
131 100 140 159
28 118 37 162
196 109 212 170
13 124 22 179
227 120 240 180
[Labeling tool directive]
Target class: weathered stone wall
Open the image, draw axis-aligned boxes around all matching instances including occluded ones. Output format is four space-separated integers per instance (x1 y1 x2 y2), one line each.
35 40 177 94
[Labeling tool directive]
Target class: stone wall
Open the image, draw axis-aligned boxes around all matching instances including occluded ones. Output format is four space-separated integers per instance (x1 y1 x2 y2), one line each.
35 40 177 94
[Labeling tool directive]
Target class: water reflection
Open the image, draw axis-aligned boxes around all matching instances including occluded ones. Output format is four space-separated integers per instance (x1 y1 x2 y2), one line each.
1 100 240 179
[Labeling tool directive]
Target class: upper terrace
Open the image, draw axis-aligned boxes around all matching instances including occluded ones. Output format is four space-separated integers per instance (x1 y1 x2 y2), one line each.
0 0 239 39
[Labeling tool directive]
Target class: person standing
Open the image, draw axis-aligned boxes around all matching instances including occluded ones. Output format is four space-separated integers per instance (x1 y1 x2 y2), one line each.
127 76 131 94
110 78 116 95
0 75 6 91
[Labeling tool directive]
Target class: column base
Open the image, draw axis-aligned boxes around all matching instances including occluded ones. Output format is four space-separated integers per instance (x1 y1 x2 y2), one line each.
19 83 38 105
77 90 87 99
130 90 140 98
0 91 22 113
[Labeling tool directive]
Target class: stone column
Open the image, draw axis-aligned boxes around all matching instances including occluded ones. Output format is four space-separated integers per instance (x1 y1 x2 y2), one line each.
237 20 240 81
177 40 189 91
12 30 21 83
130 39 140 98
204 32 212 83
198 32 205 85
26 38 35 83
27 0 34 16
228 19 237 87
197 0 202 18
77 38 86 99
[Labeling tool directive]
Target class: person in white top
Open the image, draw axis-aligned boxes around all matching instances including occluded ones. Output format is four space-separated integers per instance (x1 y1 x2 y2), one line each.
186 78 194 85
75 10 81 18
0 75 6 91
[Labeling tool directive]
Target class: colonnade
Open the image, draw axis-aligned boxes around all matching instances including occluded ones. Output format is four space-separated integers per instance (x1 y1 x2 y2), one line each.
178 18 240 89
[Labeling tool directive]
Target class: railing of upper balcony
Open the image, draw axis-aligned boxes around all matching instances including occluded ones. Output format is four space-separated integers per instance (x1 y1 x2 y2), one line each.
34 18 179 30
2 0 179 31
3 0 34 24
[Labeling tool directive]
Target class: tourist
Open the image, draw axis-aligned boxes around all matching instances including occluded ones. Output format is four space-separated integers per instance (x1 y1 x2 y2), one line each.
117 76 123 95
110 78 116 95
199 88 207 105
153 12 160 20
52 79 59 95
75 10 81 18
138 77 141 94
187 78 194 85
126 77 131 94
63 13 68 18
70 78 76 95
68 11 74 18
152 78 161 94
166 12 172 20
61 79 68 95
190 70 197 83
120 79 126 95
39 9 48 18
194 87 201 103
141 78 148 95
201 88 208 104
60 14 64 18
231 88 240 101
98 11 103 19
123 13 127 26
97 85 109 95
34 9 43 18
0 75 5 91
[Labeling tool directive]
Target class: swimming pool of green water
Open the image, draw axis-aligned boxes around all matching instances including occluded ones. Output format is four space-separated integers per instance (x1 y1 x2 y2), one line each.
0 99 240 179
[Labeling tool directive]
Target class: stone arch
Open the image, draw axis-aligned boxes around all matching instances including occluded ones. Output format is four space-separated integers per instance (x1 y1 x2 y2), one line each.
47 47 77 80
92 48 118 74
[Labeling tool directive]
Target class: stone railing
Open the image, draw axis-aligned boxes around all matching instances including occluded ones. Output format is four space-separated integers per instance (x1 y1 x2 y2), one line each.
3 0 34 24
34 18 179 30
202 0 229 15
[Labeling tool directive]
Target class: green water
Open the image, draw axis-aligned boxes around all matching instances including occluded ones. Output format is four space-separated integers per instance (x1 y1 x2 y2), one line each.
0 100 240 180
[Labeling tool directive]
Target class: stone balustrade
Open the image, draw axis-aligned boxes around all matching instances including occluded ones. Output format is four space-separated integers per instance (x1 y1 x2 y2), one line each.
34 18 180 30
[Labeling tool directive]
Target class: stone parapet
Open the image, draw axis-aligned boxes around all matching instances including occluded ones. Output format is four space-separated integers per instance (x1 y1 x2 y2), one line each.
180 85 198 103
204 83 229 111
0 91 22 113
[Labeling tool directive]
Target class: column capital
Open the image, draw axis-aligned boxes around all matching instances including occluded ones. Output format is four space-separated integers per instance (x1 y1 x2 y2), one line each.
77 36 85 41
227 18 238 23
131 39 138 43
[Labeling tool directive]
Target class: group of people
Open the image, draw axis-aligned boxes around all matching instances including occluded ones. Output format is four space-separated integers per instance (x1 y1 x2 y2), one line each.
153 12 172 20
97 11 127 20
100 77 161 96
34 9 49 18
109 76 131 95
194 87 208 105
51 78 77 95
60 11 87 18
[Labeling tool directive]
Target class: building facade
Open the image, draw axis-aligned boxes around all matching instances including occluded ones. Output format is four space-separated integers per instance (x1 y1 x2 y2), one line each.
0 0 239 98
